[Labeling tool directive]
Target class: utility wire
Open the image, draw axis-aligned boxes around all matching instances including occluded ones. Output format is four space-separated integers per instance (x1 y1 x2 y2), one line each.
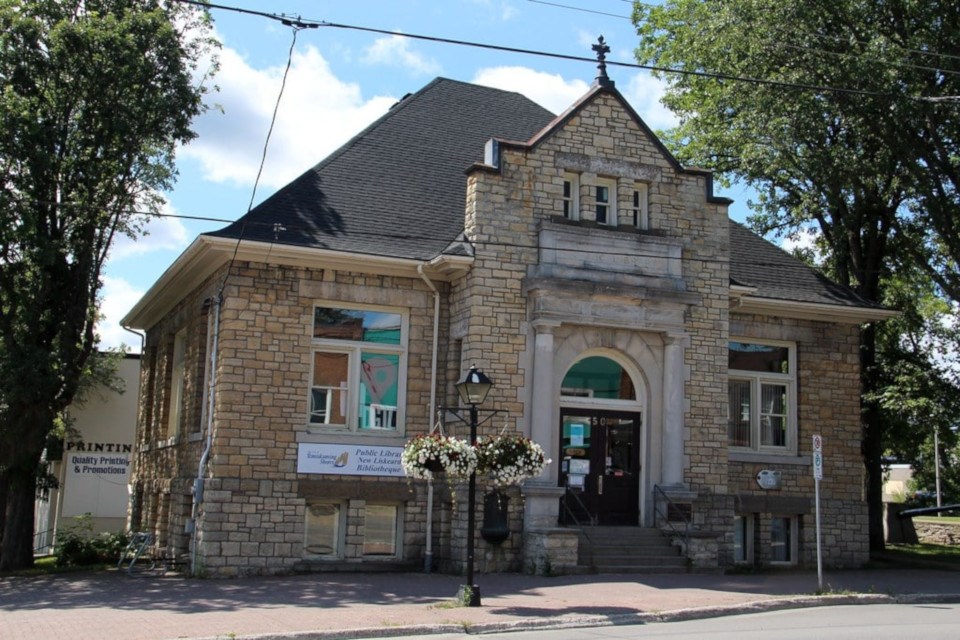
126 209 855 273
221 22 310 294
526 0 632 20
528 0 960 76
172 0 954 103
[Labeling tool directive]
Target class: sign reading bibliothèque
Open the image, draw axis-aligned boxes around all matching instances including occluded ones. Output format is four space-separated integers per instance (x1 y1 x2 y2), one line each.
297 443 404 477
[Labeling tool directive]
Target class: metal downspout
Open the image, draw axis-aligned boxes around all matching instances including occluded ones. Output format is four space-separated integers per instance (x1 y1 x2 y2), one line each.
418 264 440 573
190 294 221 576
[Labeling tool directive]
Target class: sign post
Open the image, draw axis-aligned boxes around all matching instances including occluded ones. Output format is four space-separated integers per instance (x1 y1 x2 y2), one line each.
813 434 823 591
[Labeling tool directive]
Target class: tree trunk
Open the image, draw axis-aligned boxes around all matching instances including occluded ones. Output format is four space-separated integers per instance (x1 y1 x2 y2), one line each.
0 470 38 571
0 473 7 551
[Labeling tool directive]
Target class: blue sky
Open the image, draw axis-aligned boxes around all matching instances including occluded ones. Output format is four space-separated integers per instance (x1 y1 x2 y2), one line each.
101 0 754 351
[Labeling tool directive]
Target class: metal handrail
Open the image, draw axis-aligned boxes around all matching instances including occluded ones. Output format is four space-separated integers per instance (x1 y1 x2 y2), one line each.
561 486 597 528
653 484 690 559
896 504 960 518
33 527 56 554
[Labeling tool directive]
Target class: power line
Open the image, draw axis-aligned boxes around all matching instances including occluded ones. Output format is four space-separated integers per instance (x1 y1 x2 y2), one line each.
525 0 632 20
171 0 954 103
221 21 307 295
130 209 850 273
526 0 960 81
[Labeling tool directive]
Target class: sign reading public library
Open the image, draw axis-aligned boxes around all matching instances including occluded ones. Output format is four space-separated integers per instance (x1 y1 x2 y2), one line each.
297 443 404 477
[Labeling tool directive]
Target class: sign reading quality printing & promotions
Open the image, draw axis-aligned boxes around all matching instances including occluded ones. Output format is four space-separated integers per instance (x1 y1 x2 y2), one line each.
297 443 404 477
62 449 132 518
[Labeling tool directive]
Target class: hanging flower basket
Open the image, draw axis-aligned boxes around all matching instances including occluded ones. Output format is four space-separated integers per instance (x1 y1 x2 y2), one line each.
476 434 550 487
401 434 477 480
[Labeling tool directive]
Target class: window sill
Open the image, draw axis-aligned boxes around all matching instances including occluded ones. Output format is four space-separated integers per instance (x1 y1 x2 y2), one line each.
729 451 808 465
297 430 407 446
187 432 203 443
153 436 179 450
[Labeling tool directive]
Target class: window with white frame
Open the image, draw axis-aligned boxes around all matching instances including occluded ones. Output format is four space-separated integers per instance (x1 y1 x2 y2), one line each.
363 503 401 557
595 178 616 225
770 516 797 564
166 329 187 439
305 502 343 557
728 340 795 452
632 183 649 230
733 514 753 563
562 172 580 220
310 305 406 432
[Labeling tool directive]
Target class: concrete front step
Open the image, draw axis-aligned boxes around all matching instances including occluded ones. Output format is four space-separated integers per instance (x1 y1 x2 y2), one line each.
576 526 688 574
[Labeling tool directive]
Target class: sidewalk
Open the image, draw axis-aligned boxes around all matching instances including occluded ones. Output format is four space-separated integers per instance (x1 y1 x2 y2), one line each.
3 566 960 640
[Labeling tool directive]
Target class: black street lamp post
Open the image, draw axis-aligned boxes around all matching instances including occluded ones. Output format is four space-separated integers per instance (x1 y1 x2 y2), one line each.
452 365 493 607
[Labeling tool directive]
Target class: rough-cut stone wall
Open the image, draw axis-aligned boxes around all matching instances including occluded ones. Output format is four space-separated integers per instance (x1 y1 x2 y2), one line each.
132 265 226 561
454 88 731 572
134 260 451 576
728 313 867 568
915 520 960 545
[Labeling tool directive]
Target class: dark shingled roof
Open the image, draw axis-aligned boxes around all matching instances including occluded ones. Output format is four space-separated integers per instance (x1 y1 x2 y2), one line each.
729 221 880 308
208 77 877 311
207 78 555 260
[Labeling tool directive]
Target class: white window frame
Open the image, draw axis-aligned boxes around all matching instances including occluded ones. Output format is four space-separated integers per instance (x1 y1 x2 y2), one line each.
562 172 580 221
362 503 403 558
595 177 617 226
632 182 649 230
728 339 797 454
304 501 345 558
733 514 754 564
769 515 798 565
309 303 408 434
166 329 187 440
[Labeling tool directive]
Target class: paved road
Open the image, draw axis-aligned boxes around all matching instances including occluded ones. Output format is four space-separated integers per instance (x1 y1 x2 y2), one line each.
407 604 960 640
2 568 960 640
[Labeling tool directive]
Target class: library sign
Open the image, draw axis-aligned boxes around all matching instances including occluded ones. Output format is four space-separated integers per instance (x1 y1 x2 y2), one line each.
297 443 404 477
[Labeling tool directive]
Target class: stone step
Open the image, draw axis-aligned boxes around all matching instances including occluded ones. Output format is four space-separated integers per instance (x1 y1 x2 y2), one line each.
574 526 686 574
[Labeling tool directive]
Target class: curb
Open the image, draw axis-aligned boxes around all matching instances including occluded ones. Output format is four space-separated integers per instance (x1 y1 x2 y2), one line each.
183 593 960 640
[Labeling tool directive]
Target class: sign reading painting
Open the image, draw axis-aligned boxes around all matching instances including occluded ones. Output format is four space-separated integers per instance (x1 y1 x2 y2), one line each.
62 450 132 518
297 443 404 477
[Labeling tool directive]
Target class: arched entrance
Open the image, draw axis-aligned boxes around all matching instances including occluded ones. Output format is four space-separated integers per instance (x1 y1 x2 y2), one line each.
557 354 644 526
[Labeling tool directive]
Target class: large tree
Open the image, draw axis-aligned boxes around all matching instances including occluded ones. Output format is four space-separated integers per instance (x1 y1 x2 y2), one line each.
0 0 215 570
633 0 960 551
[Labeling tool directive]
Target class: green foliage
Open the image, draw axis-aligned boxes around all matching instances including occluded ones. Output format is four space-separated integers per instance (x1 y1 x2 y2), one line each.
0 0 217 570
53 514 128 568
634 0 960 552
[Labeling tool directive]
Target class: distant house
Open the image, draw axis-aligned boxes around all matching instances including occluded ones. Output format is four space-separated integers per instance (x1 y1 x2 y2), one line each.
122 60 893 576
34 354 140 552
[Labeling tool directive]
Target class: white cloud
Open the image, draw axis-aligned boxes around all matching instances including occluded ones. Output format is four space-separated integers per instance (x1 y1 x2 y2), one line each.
780 229 819 255
180 44 396 189
467 0 518 21
109 200 189 261
622 72 678 131
471 66 589 113
361 35 442 76
97 277 147 352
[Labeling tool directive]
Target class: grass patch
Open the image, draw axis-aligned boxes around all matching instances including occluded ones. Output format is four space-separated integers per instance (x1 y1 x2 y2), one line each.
914 516 960 524
1 556 113 578
879 543 960 568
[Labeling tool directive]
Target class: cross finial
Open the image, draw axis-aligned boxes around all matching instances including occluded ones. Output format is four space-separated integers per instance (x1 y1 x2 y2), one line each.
592 36 614 88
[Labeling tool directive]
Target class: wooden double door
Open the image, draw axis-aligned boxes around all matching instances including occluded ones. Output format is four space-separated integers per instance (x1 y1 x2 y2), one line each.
558 409 641 526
